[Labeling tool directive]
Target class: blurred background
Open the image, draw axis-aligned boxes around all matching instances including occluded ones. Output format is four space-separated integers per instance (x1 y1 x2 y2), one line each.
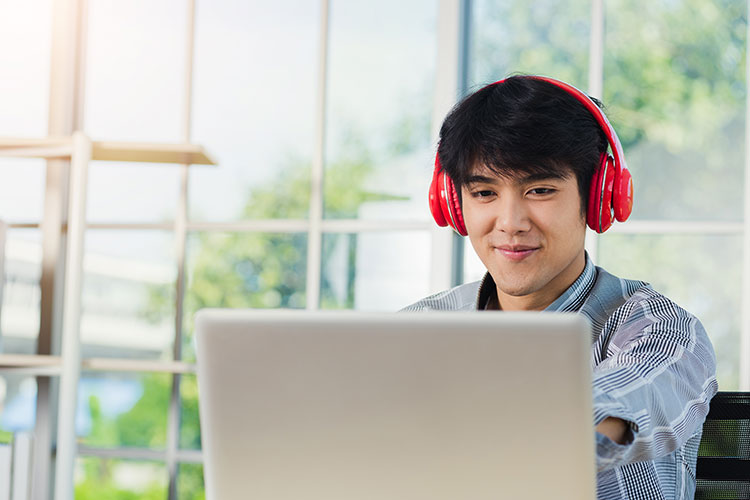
0 0 748 498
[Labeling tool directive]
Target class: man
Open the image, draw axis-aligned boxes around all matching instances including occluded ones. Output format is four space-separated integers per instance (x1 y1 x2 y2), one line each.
404 75 718 500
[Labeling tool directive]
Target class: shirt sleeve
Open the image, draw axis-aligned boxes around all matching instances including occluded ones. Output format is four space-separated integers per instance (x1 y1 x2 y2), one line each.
591 289 718 472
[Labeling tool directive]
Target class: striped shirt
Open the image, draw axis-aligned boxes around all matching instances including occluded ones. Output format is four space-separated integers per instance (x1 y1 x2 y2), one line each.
403 255 718 500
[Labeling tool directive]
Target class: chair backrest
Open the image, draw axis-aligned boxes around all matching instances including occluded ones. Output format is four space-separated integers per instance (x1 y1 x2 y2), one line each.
695 391 750 500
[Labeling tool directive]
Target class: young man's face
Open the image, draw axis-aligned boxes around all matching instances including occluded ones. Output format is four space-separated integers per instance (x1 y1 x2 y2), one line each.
461 165 587 311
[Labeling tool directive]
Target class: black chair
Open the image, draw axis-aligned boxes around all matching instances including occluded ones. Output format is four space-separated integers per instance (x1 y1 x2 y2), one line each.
695 392 750 500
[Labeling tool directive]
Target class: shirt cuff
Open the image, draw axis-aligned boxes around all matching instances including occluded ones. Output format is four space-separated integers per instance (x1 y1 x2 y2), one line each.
595 431 631 471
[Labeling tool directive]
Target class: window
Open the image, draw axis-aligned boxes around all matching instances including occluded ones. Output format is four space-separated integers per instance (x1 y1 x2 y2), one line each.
1 1 747 498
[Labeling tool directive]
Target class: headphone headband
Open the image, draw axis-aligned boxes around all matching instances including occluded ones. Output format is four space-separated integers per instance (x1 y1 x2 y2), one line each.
491 76 628 179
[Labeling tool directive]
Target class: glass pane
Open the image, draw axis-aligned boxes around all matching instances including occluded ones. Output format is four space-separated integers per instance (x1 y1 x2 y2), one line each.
324 0 437 221
75 457 168 499
189 0 320 221
0 159 46 223
182 232 307 360
463 237 487 284
0 375 37 433
0 0 51 136
597 234 742 390
86 162 180 224
177 463 205 500
77 373 170 448
604 0 746 221
321 231 432 310
470 0 590 89
179 374 200 451
81 231 175 360
85 0 186 141
1 229 41 354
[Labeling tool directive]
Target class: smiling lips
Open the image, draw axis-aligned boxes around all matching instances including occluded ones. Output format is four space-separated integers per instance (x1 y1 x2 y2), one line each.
495 245 540 261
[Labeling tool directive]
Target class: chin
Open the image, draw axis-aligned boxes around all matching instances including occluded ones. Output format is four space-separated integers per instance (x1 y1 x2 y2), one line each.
496 280 538 298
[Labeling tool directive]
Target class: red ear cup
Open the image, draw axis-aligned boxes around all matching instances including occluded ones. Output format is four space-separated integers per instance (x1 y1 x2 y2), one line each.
429 159 448 227
587 153 616 233
587 153 606 232
437 170 455 228
599 156 616 233
613 164 633 222
444 173 467 236
429 155 467 235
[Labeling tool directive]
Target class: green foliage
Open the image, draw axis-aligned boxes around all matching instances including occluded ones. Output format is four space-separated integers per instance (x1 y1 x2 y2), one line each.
178 464 206 500
142 283 174 325
471 0 590 89
474 0 747 222
115 374 170 448
83 374 169 449
74 458 166 500
603 0 746 150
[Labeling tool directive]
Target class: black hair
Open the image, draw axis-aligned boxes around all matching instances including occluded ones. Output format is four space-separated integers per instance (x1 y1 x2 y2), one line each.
437 75 608 212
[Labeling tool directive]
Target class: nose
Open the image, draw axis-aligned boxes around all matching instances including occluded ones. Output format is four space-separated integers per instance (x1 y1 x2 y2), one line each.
494 194 531 234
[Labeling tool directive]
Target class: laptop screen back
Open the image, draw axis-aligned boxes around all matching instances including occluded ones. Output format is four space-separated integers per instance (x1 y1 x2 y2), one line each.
195 310 595 500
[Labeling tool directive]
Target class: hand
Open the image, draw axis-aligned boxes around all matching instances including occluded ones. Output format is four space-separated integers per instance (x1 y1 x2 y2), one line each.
595 417 630 445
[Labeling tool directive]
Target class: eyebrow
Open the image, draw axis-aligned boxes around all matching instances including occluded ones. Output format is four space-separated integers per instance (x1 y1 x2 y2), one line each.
464 174 497 185
464 172 570 185
518 172 569 183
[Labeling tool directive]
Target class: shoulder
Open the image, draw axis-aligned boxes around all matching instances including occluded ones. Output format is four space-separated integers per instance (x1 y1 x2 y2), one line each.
401 280 481 311
595 276 714 365
608 285 705 343
580 266 650 336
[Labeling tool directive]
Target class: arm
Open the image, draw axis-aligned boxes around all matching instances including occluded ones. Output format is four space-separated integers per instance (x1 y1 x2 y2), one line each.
591 290 718 472
596 416 630 444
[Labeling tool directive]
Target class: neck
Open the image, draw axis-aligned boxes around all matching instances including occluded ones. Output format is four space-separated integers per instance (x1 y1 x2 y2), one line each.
494 251 587 311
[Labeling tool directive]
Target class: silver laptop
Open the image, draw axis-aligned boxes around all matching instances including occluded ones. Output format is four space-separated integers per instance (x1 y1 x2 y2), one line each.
195 309 596 500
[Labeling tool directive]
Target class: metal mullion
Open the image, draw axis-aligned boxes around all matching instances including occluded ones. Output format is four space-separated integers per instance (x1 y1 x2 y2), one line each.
305 0 329 311
188 219 310 233
187 219 433 233
36 0 88 498
3 222 41 229
429 0 463 294
607 220 744 235
167 0 197 498
320 220 432 232
740 0 750 391
85 222 175 231
76 446 203 464
54 132 90 500
174 449 202 463
451 0 471 287
77 446 167 462
585 0 605 265
82 358 195 373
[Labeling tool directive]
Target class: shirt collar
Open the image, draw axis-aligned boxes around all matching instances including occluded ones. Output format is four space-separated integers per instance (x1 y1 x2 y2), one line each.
475 252 597 312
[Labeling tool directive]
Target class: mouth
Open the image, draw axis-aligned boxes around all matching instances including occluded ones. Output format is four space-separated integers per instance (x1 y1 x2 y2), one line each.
494 245 540 262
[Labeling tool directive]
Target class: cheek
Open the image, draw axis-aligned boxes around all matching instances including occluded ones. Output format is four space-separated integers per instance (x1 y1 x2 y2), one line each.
462 202 491 234
536 204 586 240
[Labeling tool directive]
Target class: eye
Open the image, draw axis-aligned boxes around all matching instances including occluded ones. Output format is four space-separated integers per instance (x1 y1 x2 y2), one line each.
471 189 495 199
528 187 556 196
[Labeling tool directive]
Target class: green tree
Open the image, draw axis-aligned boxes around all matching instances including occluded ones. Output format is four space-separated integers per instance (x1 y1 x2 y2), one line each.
75 457 167 500
474 0 746 222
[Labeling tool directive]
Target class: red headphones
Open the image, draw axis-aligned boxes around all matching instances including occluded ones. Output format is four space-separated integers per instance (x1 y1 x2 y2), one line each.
429 76 633 235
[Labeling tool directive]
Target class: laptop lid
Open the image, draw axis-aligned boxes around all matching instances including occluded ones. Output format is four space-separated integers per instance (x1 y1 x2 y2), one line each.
195 309 595 500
